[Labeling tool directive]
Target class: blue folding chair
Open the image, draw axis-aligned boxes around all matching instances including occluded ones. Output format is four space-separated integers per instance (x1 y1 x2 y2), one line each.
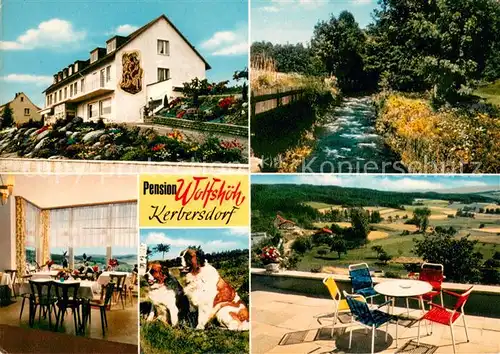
344 291 398 354
349 263 380 305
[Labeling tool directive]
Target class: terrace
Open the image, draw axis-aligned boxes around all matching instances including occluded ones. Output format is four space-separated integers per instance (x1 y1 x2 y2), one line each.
252 269 500 354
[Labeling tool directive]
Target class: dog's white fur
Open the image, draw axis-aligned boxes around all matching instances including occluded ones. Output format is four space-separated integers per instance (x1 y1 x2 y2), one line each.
181 251 249 331
144 268 179 326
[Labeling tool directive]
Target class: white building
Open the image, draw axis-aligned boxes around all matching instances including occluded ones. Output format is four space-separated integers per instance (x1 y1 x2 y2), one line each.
39 15 210 125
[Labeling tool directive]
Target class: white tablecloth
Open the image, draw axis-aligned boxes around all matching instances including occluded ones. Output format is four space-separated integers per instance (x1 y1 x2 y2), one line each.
0 273 14 296
20 279 99 300
30 271 60 280
97 272 131 287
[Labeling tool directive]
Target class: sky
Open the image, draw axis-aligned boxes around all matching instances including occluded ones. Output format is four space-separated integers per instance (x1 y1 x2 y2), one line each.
0 0 248 107
252 0 378 44
140 227 249 260
252 175 500 193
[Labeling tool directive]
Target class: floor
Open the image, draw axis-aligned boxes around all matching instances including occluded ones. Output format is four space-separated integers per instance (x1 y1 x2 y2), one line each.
0 295 138 346
251 290 500 354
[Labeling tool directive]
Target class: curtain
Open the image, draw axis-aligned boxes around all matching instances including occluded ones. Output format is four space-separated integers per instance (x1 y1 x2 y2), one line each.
49 202 137 248
49 209 71 248
110 203 137 248
15 197 26 277
40 210 50 264
25 202 40 249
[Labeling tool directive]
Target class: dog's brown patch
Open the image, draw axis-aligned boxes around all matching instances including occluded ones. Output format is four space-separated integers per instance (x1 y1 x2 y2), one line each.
213 277 236 306
229 307 249 322
149 263 166 284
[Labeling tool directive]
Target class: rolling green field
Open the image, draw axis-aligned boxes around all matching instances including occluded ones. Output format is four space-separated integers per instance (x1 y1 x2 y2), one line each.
297 198 500 277
474 80 500 107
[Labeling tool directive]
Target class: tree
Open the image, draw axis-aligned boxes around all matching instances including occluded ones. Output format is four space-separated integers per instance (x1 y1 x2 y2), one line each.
349 208 370 241
370 210 382 223
413 233 483 283
330 235 347 259
413 207 431 232
311 11 373 92
365 0 500 103
153 243 170 260
1 104 14 129
291 237 312 255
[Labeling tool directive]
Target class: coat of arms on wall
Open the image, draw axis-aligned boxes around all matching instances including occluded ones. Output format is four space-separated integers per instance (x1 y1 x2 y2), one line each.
119 51 144 94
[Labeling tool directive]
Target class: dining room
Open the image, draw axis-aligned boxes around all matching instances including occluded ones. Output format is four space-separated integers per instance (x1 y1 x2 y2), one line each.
0 174 138 353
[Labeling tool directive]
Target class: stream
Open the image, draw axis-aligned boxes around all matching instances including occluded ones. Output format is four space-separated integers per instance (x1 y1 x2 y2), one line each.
300 96 404 173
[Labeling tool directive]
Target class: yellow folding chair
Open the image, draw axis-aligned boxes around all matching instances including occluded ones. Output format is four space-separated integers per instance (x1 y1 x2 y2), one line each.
318 276 353 326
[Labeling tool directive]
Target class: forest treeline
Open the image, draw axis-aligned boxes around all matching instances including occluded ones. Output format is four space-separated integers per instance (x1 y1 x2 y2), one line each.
251 0 500 104
251 184 495 230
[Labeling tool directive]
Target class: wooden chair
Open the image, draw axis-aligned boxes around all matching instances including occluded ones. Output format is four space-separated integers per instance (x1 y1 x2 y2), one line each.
126 273 138 306
28 280 57 328
54 282 82 335
109 274 127 309
84 282 115 336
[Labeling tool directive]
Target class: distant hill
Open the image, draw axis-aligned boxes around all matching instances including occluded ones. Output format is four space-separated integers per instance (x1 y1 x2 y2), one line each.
252 184 497 230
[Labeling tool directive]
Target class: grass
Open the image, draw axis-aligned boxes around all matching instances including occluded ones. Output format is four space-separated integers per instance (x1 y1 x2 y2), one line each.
474 80 500 107
141 320 249 354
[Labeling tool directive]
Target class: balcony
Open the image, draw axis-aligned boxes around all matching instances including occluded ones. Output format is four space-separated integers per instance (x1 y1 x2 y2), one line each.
68 78 114 103
252 269 500 353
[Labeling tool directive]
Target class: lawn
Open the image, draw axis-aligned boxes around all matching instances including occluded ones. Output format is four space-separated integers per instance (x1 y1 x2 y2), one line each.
141 321 249 354
474 80 500 107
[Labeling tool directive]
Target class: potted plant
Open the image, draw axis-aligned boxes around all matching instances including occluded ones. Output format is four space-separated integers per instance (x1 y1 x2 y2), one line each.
260 246 282 273
108 258 119 271
45 259 54 271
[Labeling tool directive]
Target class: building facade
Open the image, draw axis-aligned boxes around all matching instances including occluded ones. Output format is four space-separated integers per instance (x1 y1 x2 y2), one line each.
0 92 42 125
40 15 210 125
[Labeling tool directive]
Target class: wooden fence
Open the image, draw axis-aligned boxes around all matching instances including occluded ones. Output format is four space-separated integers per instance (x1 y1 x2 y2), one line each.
251 87 306 118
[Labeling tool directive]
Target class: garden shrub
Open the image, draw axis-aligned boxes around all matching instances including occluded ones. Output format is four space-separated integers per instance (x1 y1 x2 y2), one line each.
291 236 312 255
376 93 500 173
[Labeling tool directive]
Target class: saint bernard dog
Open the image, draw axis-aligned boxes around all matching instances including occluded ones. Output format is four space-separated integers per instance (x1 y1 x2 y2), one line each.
144 262 193 327
180 248 249 331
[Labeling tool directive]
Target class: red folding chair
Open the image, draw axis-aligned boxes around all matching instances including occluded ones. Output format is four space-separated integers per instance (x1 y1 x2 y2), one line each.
417 286 474 354
407 263 444 315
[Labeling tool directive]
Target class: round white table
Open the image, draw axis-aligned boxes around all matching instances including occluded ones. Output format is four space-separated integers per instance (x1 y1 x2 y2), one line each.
97 271 131 287
375 279 432 318
30 271 60 280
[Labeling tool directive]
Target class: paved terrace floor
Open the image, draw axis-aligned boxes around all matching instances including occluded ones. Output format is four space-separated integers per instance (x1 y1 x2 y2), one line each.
252 289 500 354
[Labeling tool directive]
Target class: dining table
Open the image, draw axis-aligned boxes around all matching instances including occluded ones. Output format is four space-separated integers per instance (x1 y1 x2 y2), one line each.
30 271 60 280
97 271 131 287
374 279 432 318
20 278 100 300
0 272 14 297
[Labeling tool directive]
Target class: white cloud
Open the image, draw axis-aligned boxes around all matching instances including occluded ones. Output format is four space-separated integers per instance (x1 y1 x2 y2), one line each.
213 42 248 56
227 227 249 237
0 74 53 86
113 24 139 36
294 176 446 192
144 232 198 247
201 31 237 50
260 6 281 12
351 0 372 5
0 19 86 51
201 27 247 56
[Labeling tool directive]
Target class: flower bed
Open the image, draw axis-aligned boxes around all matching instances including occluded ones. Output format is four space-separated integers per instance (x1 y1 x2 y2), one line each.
0 116 246 163
160 95 248 126
376 93 500 173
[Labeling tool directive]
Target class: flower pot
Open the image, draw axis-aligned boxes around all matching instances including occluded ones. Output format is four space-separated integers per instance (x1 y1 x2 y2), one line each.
265 263 280 274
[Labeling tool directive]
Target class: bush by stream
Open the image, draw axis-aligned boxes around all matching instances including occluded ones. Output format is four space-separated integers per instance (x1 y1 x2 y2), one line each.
375 93 500 173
